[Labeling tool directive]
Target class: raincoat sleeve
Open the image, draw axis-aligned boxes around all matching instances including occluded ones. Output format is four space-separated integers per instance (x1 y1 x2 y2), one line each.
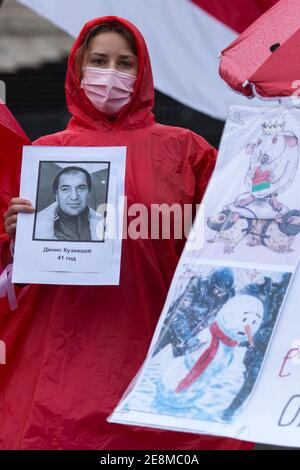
0 105 31 271
0 147 23 271
174 130 217 256
0 207 11 271
0 105 31 311
0 144 25 311
186 131 217 206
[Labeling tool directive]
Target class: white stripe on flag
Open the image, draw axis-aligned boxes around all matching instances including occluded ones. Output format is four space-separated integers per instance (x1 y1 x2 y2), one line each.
18 0 261 120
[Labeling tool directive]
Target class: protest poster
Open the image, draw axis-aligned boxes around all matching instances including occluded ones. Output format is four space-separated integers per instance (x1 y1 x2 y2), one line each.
110 105 300 448
12 145 126 285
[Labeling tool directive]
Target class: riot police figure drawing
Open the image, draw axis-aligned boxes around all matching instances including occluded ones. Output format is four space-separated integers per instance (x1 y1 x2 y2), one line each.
153 268 235 357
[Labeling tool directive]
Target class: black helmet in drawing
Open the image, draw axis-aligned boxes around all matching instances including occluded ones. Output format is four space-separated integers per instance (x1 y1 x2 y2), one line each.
209 268 234 296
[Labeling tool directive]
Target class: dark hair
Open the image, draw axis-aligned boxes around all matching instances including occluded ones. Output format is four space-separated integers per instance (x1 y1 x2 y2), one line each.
76 20 137 79
53 166 92 193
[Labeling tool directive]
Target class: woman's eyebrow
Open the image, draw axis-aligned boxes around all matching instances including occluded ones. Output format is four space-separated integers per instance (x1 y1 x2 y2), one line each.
118 54 136 59
89 52 107 57
88 52 136 60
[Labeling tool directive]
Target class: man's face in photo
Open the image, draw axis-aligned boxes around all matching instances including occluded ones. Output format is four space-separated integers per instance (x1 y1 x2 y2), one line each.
56 171 90 216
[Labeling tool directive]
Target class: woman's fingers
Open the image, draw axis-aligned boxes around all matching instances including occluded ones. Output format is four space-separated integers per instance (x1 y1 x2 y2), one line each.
6 223 17 239
5 214 18 225
6 204 35 216
4 215 18 233
4 199 35 219
3 198 35 240
10 198 33 206
4 218 17 240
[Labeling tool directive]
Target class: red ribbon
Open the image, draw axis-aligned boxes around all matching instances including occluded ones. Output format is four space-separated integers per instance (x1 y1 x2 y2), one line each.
176 321 238 393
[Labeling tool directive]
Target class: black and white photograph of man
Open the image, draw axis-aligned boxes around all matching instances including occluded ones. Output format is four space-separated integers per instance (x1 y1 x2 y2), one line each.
34 162 109 242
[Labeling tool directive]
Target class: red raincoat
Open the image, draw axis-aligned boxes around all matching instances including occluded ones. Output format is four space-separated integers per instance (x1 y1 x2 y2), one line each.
0 16 252 450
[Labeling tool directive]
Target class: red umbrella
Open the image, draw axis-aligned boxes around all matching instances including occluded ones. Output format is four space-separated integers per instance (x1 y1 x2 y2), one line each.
219 0 300 99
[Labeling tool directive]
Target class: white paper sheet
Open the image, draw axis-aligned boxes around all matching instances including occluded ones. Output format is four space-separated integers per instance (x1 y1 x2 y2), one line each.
12 146 126 285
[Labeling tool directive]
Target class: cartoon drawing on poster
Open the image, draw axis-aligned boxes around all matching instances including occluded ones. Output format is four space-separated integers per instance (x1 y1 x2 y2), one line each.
119 265 291 424
153 267 236 357
206 118 300 257
110 107 300 447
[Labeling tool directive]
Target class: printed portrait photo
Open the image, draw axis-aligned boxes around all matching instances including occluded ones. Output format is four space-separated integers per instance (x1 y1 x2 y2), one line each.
33 161 110 242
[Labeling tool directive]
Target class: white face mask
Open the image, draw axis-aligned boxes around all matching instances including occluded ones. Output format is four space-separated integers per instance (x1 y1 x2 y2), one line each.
81 67 137 116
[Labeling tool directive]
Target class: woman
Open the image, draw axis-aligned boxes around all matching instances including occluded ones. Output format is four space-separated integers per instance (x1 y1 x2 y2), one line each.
0 16 252 450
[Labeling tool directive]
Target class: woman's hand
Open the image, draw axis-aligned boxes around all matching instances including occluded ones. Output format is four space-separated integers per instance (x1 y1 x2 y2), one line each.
3 198 35 241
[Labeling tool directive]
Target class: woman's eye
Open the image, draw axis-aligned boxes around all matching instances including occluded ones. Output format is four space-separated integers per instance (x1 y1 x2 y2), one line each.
119 61 132 68
93 59 106 66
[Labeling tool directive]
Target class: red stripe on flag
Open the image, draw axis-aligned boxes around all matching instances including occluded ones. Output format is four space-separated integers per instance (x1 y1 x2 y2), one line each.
190 0 279 33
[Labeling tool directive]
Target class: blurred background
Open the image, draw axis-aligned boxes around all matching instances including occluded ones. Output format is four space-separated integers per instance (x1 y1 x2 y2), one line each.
0 0 225 147
0 0 73 141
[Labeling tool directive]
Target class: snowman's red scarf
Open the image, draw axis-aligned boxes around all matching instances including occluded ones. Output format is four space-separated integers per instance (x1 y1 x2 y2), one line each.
176 321 238 393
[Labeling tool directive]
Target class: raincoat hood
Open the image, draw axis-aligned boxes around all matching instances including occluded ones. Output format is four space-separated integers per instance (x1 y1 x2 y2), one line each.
66 16 155 131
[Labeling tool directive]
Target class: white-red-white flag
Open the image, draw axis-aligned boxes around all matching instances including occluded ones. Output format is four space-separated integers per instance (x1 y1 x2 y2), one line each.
18 0 278 119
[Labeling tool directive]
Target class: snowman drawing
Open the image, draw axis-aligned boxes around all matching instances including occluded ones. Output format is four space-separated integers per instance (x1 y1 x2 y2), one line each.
154 294 264 422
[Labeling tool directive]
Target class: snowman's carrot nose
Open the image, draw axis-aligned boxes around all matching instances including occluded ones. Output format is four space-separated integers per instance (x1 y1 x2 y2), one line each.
244 324 254 347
